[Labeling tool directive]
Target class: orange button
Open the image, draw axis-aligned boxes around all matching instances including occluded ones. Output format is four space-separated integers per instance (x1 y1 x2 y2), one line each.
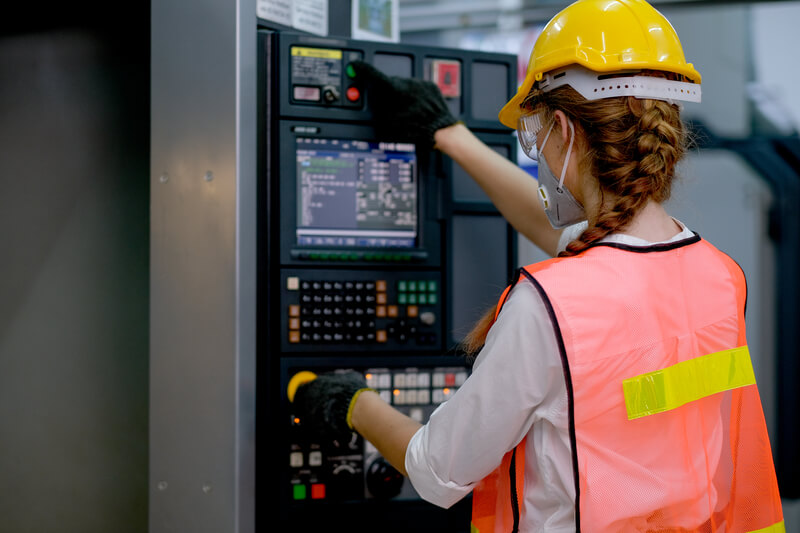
311 483 326 499
289 331 300 343
376 306 387 317
387 305 398 317
407 305 419 318
289 305 300 317
376 330 387 343
289 318 300 330
377 293 388 305
376 280 387 292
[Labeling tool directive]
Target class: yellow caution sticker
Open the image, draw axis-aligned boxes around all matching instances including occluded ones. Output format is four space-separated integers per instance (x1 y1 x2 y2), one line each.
291 47 342 60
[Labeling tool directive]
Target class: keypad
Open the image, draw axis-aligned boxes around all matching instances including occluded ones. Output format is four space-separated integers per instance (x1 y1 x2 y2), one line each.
285 275 440 347
365 367 467 406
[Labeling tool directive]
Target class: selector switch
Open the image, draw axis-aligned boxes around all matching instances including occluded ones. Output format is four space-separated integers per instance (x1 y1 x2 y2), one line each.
322 85 340 103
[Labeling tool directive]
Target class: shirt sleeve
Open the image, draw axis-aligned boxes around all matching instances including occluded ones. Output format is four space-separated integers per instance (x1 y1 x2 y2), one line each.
404 281 565 508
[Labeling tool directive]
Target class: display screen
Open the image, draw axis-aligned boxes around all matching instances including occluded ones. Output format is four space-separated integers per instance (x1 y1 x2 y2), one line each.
296 138 417 248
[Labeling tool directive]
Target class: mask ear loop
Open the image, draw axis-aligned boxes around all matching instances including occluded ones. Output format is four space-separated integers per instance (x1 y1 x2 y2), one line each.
556 118 575 194
538 121 555 161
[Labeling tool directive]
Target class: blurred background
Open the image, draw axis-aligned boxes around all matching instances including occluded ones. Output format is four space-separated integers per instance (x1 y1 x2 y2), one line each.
1 0 798 531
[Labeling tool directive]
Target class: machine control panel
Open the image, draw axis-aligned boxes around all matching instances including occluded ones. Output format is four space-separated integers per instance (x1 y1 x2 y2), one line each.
281 270 442 352
290 46 364 107
288 366 468 503
260 29 517 529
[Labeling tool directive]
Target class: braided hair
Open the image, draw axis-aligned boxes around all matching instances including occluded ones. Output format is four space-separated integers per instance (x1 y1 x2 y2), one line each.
537 84 687 256
460 76 688 356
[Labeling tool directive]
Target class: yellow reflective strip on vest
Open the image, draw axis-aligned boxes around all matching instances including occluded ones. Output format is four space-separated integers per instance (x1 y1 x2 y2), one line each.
623 346 755 420
748 520 786 533
470 523 480 533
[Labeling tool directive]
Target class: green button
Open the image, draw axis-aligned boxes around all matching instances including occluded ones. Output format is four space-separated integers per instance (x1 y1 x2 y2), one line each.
427 280 438 292
408 293 418 304
319 253 330 260
398 293 408 305
349 253 360 261
397 281 407 292
293 484 307 500
428 293 438 305
408 281 417 291
418 293 428 305
309 253 320 260
417 280 426 291
346 63 357 78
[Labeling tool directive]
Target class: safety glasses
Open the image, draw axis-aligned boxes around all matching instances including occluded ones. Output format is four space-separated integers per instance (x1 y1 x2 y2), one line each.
517 112 545 161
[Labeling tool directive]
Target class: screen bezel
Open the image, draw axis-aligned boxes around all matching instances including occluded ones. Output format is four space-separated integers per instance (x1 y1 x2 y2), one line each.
277 120 441 267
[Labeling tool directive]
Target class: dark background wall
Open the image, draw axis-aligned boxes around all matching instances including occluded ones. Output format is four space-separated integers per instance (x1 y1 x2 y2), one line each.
0 4 150 532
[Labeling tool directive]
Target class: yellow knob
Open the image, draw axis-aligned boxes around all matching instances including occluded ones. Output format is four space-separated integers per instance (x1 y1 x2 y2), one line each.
287 371 318 402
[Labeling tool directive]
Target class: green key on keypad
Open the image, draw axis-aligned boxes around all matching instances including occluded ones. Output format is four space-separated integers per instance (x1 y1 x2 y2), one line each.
408 281 417 291
397 281 407 292
418 294 428 305
428 280 438 292
398 293 408 305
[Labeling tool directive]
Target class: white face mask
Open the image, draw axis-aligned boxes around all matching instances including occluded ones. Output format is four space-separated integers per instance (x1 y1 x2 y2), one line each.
536 118 587 229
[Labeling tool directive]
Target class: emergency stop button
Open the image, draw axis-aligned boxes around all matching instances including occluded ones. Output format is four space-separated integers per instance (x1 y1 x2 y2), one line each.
346 86 361 102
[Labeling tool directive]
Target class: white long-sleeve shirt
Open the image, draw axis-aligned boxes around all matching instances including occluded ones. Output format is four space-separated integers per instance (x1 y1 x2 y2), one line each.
405 221 696 532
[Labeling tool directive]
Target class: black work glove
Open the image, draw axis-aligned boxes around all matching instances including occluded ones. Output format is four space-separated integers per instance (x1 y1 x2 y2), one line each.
351 60 459 150
292 371 373 444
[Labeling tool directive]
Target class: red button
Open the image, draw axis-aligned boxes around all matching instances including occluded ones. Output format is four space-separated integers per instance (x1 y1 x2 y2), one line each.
445 373 456 387
311 483 326 499
346 86 360 102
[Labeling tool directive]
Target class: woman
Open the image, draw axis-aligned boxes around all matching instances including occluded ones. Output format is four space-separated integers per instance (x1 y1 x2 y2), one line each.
291 0 785 530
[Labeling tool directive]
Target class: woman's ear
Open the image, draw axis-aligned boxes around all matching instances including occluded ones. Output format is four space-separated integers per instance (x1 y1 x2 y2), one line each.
553 110 570 146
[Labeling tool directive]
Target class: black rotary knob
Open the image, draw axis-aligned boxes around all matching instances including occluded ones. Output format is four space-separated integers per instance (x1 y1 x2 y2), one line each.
366 456 404 499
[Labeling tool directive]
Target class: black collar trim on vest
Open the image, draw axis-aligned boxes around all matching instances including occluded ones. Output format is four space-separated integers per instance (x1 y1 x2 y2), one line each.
585 232 701 254
520 268 581 532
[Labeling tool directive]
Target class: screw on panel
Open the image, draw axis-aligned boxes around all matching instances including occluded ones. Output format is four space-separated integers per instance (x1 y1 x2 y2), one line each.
202 484 213 494
204 171 214 182
157 481 168 491
159 173 169 183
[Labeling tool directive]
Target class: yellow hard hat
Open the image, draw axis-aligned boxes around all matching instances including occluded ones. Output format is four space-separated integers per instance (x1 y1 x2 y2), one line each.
499 0 702 129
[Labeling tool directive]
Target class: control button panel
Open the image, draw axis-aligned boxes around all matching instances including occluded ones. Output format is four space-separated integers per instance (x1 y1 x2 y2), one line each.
288 366 469 503
290 46 363 108
290 249 428 262
281 270 443 352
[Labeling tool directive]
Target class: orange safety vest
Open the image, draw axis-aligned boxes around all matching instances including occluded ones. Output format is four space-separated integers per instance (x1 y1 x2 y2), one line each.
471 236 784 533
